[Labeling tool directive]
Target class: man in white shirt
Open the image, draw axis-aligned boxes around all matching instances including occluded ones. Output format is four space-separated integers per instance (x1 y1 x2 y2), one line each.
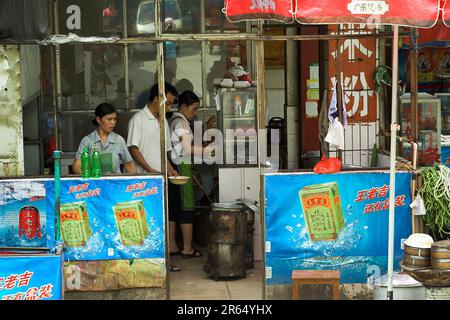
127 82 178 177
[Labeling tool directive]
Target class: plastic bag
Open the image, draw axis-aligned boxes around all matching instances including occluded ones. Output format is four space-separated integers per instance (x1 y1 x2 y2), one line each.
325 118 345 150
313 156 342 174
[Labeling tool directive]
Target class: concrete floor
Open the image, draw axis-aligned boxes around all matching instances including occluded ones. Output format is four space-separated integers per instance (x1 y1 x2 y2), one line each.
169 253 263 300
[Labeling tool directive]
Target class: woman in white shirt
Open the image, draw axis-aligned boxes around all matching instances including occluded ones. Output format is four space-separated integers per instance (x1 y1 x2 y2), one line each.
167 91 209 259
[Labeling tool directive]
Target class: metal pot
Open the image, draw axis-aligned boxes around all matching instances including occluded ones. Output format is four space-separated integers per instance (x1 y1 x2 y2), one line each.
431 258 450 271
373 273 425 300
403 253 431 268
431 240 450 260
404 244 431 257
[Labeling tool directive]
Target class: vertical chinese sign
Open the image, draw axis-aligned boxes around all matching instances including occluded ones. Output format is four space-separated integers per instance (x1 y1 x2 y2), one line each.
328 24 378 123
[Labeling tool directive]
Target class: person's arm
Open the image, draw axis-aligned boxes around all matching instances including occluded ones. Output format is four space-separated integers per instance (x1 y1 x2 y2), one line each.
167 158 178 177
123 161 137 174
72 159 81 174
72 138 88 174
128 146 159 174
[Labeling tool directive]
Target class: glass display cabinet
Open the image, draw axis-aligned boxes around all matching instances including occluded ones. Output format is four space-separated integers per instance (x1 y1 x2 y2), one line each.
399 93 441 167
435 93 450 167
216 87 257 166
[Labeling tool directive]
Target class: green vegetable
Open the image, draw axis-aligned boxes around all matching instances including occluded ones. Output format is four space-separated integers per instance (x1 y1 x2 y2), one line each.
418 165 450 240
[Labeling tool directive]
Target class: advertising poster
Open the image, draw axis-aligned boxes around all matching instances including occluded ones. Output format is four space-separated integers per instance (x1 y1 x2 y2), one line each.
0 253 63 300
264 171 412 285
0 180 49 248
64 258 165 291
45 176 165 261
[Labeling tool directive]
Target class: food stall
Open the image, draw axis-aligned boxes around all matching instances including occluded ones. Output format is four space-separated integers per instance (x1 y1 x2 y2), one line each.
0 175 166 299
2 0 450 301
225 0 450 300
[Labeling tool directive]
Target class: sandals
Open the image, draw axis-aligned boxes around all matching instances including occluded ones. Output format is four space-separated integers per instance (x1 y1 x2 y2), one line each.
170 248 182 256
170 264 181 272
181 248 204 259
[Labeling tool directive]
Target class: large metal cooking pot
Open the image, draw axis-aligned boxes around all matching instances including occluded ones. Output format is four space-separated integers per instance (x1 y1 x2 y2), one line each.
203 203 247 280
373 273 425 300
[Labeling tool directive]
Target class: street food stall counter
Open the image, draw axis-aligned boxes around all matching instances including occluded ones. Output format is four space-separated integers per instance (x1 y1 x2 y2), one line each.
263 169 413 299
0 175 166 298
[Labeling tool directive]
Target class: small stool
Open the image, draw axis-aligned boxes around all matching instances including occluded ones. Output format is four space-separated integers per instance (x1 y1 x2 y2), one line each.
292 270 340 300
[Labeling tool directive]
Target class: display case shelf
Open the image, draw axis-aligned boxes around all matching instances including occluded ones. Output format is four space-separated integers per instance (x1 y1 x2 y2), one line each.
217 87 257 166
399 93 441 167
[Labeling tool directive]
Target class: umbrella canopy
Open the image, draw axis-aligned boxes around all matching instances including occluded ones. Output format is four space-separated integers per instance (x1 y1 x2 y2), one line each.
225 0 449 300
225 0 442 26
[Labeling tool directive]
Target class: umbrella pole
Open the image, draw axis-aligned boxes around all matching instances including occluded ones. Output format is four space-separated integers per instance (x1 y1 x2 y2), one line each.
387 25 399 301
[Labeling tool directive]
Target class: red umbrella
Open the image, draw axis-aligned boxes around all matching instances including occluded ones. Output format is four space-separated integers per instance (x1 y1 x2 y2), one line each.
225 0 446 300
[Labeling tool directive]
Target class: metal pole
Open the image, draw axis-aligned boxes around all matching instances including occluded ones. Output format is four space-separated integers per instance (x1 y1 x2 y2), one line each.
155 0 169 300
387 25 399 301
122 0 130 111
54 150 62 241
53 0 61 150
256 20 267 300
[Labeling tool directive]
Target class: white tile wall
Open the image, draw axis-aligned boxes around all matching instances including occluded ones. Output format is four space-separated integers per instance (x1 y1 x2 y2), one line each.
265 70 285 124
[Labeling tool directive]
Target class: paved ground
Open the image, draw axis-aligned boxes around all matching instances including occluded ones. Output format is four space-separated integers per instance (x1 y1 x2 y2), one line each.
169 252 263 300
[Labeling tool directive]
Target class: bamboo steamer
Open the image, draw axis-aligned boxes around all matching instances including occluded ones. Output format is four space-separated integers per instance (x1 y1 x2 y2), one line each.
403 253 431 268
404 244 431 257
431 259 450 271
431 240 450 260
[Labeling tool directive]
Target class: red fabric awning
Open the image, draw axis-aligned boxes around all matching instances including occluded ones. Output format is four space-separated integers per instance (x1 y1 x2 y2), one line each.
225 0 444 28
224 0 295 23
295 0 440 27
443 0 450 27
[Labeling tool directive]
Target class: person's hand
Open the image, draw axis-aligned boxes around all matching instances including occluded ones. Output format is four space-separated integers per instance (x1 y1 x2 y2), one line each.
168 167 178 178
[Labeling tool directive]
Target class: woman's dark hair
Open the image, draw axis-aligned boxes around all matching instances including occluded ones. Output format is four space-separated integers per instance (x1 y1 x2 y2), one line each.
178 90 200 108
92 103 116 126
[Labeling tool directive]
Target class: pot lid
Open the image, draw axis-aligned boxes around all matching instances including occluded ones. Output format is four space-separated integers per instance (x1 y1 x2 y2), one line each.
374 273 422 287
212 202 243 210
432 240 450 250
404 233 434 249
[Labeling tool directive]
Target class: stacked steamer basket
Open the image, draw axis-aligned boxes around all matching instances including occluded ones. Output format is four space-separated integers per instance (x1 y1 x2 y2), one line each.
402 234 434 269
431 240 450 271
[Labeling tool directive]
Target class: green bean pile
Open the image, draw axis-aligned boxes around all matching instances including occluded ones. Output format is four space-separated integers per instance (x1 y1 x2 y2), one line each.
418 164 450 240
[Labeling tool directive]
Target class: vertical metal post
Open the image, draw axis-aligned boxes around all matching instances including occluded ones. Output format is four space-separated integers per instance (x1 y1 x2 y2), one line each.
155 0 170 300
256 20 266 300
53 0 61 151
410 28 419 233
387 25 400 301
54 150 62 241
200 0 207 106
336 25 343 161
410 28 418 143
122 0 130 111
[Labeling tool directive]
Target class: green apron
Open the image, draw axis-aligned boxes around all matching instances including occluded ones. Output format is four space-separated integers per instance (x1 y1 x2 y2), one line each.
170 114 195 211
87 134 116 174
179 161 195 211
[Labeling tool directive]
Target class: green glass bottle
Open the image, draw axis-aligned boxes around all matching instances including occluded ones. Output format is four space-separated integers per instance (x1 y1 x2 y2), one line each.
81 146 91 178
91 147 102 178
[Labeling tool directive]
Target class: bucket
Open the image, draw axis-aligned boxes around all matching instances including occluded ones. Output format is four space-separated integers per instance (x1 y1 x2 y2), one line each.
372 273 425 300
425 287 450 300
203 203 247 280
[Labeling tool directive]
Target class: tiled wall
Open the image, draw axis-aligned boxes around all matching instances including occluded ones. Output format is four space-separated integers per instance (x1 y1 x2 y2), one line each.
265 69 285 122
